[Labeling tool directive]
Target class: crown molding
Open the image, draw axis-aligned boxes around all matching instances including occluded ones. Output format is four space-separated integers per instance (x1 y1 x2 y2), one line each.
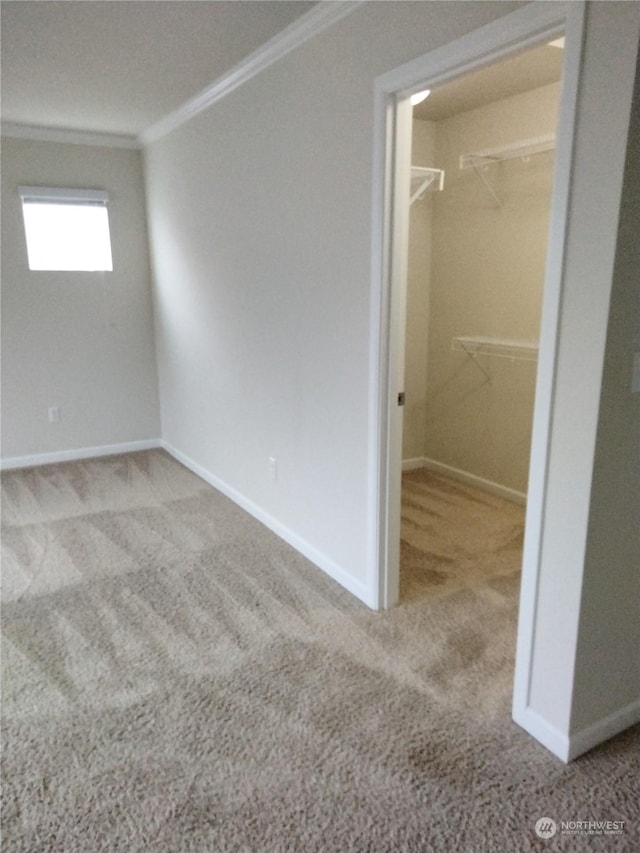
139 0 363 146
1 122 141 150
1 2 362 151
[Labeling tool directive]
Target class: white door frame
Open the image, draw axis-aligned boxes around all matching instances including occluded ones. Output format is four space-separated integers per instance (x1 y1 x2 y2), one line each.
368 0 586 666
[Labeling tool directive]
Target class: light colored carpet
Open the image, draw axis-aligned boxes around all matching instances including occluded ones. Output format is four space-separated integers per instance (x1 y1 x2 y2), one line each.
400 468 525 602
1 450 638 852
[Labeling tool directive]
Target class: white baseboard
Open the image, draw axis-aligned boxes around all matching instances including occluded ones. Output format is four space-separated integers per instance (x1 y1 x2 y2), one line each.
402 457 427 471
403 456 527 505
512 706 571 762
513 698 640 763
161 441 375 609
567 699 640 761
0 439 162 471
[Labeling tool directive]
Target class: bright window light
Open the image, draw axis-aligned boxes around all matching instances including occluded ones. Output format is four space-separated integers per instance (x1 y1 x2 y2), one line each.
19 186 113 272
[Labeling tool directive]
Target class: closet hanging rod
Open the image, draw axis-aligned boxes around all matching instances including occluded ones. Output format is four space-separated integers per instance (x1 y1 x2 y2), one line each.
459 133 556 170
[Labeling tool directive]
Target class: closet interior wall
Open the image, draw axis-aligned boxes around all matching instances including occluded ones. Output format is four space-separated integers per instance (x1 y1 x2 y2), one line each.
404 82 560 496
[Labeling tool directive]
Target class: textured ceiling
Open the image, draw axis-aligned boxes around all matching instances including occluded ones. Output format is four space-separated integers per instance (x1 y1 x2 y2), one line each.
1 1 315 136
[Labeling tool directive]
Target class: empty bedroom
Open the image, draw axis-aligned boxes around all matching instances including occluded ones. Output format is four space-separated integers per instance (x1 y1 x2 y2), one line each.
2 2 639 851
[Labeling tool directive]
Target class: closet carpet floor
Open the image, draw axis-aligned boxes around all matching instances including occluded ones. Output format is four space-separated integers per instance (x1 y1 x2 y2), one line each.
400 468 525 602
1 450 638 852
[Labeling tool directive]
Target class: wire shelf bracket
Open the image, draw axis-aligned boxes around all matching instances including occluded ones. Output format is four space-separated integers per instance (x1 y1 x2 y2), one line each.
410 166 445 205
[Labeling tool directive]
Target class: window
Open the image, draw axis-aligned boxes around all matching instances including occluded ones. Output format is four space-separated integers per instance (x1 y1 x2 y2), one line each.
19 186 113 271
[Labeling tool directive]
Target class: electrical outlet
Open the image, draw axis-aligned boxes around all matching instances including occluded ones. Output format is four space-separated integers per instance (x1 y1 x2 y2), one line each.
48 406 60 423
269 456 278 481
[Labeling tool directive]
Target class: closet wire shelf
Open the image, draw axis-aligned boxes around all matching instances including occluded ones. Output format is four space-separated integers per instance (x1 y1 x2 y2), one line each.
459 133 556 207
459 133 556 170
453 336 539 378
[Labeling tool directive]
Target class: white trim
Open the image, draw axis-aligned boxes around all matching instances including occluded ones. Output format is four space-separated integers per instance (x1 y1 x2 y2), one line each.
404 457 527 505
401 457 427 472
513 698 640 763
19 186 109 205
161 441 375 608
513 706 571 763
1 122 140 150
567 700 640 762
367 74 396 611
0 439 162 471
511 0 586 726
372 3 572 103
140 1 363 146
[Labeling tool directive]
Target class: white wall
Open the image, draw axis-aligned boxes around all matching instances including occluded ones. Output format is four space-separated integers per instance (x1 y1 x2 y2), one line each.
404 84 558 492
144 1 521 600
1 139 160 463
425 84 558 494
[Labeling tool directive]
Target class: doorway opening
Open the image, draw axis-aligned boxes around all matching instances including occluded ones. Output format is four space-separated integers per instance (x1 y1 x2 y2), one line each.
370 4 586 695
399 42 563 604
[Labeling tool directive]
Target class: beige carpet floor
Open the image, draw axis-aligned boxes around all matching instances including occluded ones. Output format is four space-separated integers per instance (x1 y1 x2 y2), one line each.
1 450 638 852
400 468 525 602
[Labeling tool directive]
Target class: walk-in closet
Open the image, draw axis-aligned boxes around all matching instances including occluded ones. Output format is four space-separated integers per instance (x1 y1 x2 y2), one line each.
400 42 564 600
